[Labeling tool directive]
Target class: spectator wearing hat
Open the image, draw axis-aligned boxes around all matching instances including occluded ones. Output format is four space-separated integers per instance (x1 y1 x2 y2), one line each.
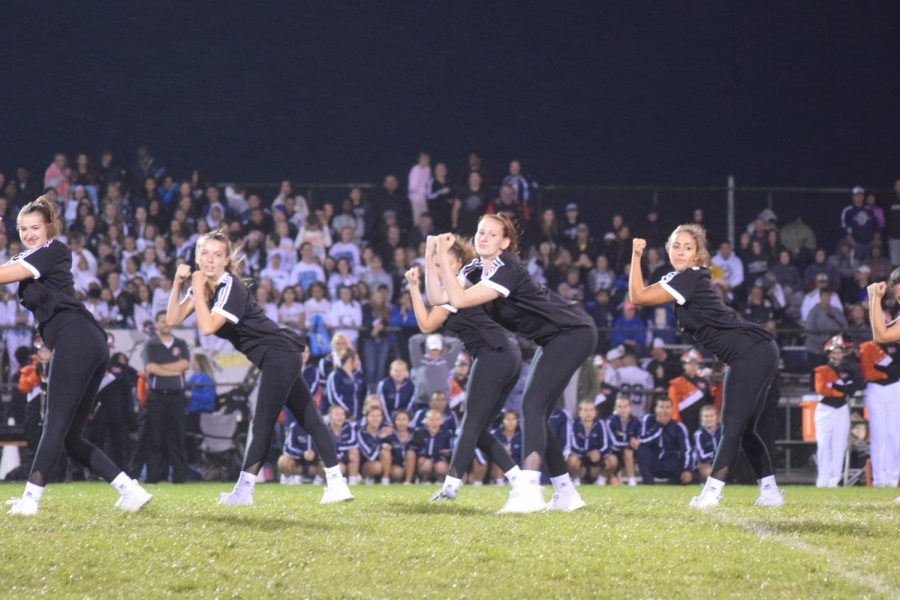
604 345 625 388
643 338 681 392
564 223 601 273
562 202 580 241
813 336 858 487
801 272 844 321
447 354 471 414
843 265 872 305
668 349 713 433
841 186 878 261
408 333 463 408
804 288 848 370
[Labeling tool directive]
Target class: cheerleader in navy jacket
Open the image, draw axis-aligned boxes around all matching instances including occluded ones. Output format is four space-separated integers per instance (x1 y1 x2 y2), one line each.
406 235 523 501
629 226 784 508
5 196 152 516
167 230 353 505
437 215 597 513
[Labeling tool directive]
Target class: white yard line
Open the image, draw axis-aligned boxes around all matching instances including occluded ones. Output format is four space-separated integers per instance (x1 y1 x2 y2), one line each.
714 512 898 599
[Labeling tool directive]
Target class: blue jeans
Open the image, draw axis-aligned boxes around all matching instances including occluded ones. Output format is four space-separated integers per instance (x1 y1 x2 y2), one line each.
362 337 391 390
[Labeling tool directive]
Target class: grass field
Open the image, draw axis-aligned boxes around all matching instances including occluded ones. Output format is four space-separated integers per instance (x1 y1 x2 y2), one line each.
1 483 897 599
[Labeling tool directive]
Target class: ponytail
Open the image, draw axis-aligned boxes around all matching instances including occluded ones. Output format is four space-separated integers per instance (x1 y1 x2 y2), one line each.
18 194 59 238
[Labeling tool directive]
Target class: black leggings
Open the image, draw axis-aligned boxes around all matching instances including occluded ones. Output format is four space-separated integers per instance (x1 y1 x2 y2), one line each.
242 350 338 474
30 321 121 486
448 347 521 479
522 325 598 476
711 339 779 480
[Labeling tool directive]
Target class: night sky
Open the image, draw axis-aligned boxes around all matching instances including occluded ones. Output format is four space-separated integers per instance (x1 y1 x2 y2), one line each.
2 2 899 188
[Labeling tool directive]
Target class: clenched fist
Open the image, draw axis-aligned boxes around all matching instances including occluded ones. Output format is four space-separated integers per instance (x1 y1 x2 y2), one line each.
175 264 192 284
632 238 647 257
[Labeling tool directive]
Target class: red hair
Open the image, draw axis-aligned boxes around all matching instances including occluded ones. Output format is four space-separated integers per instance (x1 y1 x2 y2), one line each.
478 213 520 253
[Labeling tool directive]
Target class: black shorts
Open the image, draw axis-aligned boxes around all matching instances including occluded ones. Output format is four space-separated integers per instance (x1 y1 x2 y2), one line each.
571 450 605 466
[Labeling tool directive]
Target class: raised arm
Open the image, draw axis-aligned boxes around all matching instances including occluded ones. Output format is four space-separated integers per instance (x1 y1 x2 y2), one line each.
167 264 196 326
867 282 900 343
424 236 449 306
405 267 450 334
190 271 227 336
437 233 501 309
628 238 676 307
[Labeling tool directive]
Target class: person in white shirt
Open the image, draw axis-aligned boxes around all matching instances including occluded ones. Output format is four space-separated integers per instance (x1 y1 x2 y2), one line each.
616 353 655 419
358 253 394 301
328 227 361 271
407 151 432 224
711 241 744 292
328 285 362 348
303 282 331 328
800 273 845 321
327 258 359 300
295 213 332 264
277 286 306 331
290 242 326 292
259 251 292 293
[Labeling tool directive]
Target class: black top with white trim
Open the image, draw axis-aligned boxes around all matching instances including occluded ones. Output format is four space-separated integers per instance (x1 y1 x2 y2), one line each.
10 239 102 349
461 251 593 345
183 273 304 366
659 267 773 364
437 302 512 356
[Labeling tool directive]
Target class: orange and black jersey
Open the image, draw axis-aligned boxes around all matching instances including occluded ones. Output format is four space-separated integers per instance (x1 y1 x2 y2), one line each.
668 374 712 432
814 363 854 409
859 341 900 385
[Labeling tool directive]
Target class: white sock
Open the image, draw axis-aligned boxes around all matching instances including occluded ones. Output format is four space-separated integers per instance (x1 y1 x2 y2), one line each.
110 472 134 495
703 476 725 497
472 480 482 487
494 478 505 485
550 473 575 493
521 469 541 487
759 475 778 493
236 471 257 493
23 482 44 503
324 465 343 480
504 465 521 486
442 475 462 492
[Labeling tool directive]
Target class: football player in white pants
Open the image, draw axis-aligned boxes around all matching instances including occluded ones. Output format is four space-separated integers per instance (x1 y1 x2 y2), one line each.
812 337 854 487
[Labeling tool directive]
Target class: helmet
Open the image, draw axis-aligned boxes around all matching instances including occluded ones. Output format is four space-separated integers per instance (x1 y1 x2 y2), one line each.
823 335 845 354
680 349 702 364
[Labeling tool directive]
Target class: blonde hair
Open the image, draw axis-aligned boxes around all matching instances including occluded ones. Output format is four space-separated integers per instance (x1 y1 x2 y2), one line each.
18 194 59 238
194 228 244 280
193 353 215 378
665 224 711 268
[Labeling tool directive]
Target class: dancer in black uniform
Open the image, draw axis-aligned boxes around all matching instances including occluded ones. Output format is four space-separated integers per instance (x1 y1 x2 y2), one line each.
629 226 784 508
167 230 353 505
436 215 597 513
6 196 152 516
405 236 522 501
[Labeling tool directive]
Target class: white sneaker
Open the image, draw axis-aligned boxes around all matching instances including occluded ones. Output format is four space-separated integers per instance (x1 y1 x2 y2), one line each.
627 477 638 487
689 493 720 509
347 475 361 485
320 477 354 504
6 496 39 516
115 482 153 513
363 477 375 485
497 483 547 514
895 496 899 504
430 488 456 502
594 476 607 487
380 477 390 485
547 489 587 512
312 475 324 486
756 489 785 507
218 490 253 505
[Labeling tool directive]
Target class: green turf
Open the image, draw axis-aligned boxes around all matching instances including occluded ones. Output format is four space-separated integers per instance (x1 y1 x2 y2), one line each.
0 483 897 599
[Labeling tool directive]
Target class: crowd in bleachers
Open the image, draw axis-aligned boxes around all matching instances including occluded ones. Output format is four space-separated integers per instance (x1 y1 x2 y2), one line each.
2 147 899 486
